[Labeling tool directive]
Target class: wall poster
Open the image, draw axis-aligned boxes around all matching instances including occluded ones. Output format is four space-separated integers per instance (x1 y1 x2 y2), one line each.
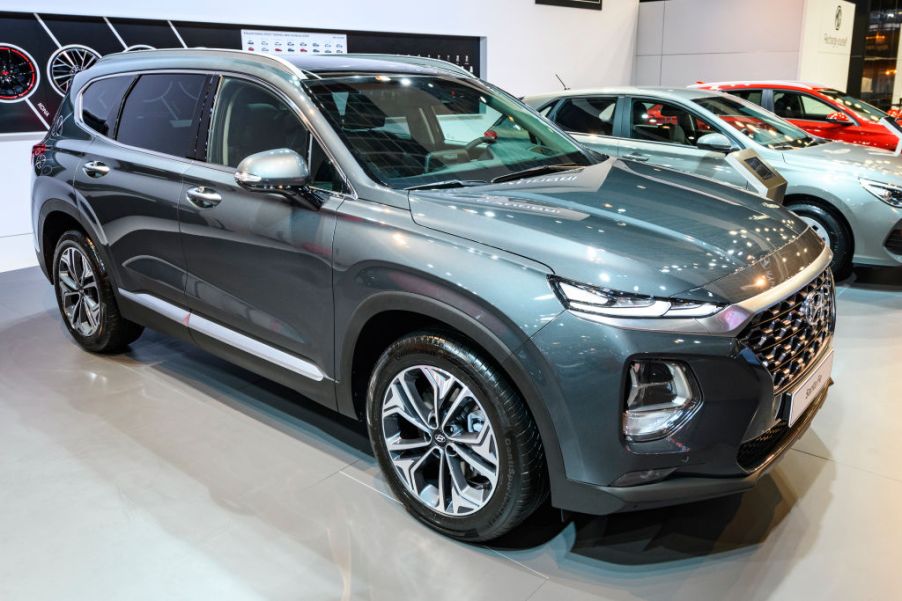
0 11 483 136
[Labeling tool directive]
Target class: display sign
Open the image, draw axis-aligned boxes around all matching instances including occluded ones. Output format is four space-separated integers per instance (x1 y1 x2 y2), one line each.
536 0 602 10
0 11 482 136
240 29 348 55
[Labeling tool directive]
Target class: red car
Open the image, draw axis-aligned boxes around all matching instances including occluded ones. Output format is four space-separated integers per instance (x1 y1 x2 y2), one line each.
693 81 902 151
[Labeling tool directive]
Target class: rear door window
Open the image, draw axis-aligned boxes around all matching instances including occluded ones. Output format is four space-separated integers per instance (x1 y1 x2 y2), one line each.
81 75 135 136
553 96 618 136
116 73 209 158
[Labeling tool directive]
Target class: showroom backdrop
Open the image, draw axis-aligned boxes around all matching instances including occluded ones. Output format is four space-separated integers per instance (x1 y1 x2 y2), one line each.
636 0 856 90
0 0 640 271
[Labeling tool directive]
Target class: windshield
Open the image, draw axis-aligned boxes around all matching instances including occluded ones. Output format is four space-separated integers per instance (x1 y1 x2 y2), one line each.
819 89 890 123
693 95 821 150
303 75 592 189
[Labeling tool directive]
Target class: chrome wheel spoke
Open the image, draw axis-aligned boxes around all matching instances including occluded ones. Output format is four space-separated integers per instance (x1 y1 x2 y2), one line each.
56 246 101 337
383 380 432 435
381 364 499 516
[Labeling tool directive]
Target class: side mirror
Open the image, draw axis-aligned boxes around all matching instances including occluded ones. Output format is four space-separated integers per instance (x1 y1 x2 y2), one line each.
235 148 321 208
696 132 735 153
826 111 852 125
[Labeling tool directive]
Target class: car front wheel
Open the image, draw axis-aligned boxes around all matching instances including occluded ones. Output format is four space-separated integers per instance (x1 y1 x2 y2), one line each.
788 202 853 279
367 332 548 541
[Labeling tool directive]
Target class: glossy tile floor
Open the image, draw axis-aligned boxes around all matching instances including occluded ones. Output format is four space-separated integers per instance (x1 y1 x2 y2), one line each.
1 266 901 601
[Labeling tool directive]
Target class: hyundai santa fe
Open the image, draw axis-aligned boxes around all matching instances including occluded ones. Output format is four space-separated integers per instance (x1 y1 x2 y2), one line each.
31 50 835 541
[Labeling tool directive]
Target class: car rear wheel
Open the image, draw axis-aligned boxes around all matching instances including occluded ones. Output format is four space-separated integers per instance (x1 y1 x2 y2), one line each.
367 332 548 541
788 202 853 279
53 230 143 353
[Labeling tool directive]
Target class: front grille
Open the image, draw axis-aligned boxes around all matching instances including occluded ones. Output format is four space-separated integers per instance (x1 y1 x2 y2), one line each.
886 227 902 255
737 420 788 470
739 269 836 394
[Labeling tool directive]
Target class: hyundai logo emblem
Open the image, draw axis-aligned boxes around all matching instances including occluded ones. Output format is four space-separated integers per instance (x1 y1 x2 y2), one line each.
802 292 828 325
433 433 447 445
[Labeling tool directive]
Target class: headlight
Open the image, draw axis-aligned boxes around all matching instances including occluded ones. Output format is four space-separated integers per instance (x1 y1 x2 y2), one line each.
551 277 724 319
623 360 701 441
860 178 902 208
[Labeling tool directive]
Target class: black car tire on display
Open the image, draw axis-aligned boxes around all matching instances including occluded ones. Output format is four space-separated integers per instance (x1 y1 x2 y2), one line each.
787 201 853 279
0 44 39 102
52 230 144 353
367 333 549 542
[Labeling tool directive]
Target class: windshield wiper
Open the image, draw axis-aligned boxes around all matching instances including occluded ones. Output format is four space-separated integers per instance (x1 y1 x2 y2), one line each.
405 179 487 191
490 163 584 184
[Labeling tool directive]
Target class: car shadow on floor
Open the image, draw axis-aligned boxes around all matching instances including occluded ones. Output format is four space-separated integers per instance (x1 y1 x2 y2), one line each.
143 329 829 568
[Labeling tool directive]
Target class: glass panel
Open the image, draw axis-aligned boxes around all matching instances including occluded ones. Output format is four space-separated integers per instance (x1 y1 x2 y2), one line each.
694 95 820 150
208 77 310 168
304 75 591 189
116 73 207 157
81 75 134 136
554 97 617 135
629 99 716 147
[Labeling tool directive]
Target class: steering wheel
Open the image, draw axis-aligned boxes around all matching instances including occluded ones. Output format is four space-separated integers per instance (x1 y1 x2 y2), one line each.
464 135 496 159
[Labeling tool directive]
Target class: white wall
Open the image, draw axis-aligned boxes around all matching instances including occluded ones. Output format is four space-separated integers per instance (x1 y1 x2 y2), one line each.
1 1 640 270
635 0 806 86
635 0 855 88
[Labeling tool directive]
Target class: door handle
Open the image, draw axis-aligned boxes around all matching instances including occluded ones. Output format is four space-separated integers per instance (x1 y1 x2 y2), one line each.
186 186 222 209
83 161 110 177
624 152 649 162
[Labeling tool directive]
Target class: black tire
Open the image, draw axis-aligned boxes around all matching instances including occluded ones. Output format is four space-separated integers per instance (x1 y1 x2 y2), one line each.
367 332 548 542
787 202 853 280
52 230 143 353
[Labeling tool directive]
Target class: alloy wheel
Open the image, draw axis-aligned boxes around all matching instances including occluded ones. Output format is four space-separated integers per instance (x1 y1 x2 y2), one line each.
58 246 102 337
800 215 833 249
381 365 499 516
47 45 100 96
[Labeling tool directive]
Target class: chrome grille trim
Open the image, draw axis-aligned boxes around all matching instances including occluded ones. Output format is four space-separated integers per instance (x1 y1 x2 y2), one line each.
738 269 836 394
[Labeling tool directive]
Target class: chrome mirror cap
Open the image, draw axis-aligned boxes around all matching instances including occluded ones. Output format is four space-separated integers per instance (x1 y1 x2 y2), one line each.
234 148 310 192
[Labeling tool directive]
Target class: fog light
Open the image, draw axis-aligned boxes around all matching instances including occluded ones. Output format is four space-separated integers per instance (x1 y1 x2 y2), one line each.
623 360 700 441
612 467 677 487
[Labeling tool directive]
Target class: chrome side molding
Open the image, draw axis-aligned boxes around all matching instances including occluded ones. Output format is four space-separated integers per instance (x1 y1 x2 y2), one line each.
117 288 326 382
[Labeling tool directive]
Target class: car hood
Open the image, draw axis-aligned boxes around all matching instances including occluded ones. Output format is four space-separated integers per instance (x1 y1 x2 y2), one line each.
409 159 810 303
780 140 902 181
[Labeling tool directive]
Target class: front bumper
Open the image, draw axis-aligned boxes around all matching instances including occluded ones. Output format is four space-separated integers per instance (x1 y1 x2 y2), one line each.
552 384 828 515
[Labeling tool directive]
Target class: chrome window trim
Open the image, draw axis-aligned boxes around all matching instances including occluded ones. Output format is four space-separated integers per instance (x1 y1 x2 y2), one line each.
118 288 328 382
567 244 833 337
74 67 357 200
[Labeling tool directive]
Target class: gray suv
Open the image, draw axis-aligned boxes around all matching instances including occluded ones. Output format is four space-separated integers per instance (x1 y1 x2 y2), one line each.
31 50 835 541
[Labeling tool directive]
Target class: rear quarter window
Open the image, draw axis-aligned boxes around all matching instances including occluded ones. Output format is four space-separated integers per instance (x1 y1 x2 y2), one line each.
81 75 135 136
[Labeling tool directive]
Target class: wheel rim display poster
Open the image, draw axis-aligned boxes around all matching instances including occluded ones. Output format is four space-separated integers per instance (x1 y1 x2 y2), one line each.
0 11 481 135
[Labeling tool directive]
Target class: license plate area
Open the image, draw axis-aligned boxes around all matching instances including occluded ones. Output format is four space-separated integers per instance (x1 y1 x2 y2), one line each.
785 348 834 427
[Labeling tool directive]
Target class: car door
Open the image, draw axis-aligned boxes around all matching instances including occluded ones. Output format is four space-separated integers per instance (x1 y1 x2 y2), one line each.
621 97 747 187
179 75 349 403
73 72 213 306
547 95 623 157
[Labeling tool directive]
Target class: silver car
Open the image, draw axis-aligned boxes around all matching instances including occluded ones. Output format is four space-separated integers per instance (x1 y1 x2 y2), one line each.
525 87 902 277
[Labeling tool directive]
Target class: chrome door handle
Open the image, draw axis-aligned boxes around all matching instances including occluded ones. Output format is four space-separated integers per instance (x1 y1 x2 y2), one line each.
186 186 222 208
624 152 649 162
83 161 110 177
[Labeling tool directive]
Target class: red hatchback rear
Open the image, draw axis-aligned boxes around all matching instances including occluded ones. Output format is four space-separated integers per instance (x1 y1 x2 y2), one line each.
694 81 901 151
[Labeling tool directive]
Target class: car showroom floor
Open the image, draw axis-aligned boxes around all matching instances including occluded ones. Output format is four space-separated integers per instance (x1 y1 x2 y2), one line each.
0 265 900 601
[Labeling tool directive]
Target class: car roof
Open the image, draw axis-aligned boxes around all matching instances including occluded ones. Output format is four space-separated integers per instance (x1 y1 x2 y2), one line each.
524 86 721 107
91 48 474 79
693 80 832 91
